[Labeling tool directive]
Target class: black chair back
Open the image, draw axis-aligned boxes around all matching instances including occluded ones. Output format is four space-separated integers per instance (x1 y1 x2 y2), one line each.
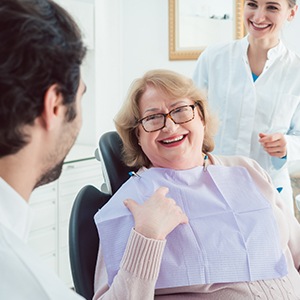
69 185 111 300
70 131 134 299
99 131 137 194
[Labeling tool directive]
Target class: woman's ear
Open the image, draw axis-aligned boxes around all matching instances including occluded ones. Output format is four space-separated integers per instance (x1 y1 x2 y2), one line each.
42 84 64 130
288 5 298 21
135 127 141 146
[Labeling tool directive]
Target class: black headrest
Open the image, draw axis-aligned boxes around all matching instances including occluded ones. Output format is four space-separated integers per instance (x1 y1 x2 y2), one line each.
99 131 136 194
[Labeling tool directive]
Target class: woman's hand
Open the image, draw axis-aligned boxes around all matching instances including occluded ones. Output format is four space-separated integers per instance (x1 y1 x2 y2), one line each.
259 132 287 158
123 187 188 240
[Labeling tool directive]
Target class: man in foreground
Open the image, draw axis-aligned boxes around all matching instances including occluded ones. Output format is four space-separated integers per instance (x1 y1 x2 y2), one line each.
0 0 87 298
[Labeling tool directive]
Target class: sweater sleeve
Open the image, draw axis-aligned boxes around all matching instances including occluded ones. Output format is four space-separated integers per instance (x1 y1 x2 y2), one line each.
93 229 166 300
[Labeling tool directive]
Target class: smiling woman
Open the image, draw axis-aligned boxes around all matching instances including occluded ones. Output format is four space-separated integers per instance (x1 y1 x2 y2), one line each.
114 69 217 169
193 0 300 213
136 87 206 170
92 69 300 300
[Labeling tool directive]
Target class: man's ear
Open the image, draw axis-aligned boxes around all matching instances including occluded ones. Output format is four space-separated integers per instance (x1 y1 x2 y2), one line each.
42 84 64 130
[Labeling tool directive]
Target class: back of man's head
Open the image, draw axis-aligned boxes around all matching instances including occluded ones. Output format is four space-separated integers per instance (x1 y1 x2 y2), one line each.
0 0 87 157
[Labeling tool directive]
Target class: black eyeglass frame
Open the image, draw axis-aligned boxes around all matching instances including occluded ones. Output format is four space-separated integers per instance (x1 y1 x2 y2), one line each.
137 102 201 133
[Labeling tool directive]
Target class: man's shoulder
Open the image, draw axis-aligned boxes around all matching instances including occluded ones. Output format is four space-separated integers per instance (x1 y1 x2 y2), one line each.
0 223 83 299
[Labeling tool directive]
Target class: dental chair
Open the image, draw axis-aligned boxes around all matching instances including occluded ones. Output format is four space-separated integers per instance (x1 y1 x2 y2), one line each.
98 131 136 194
69 131 133 299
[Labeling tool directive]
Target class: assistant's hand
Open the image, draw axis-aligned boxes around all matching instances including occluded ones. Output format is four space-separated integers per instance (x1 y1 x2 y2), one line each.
123 187 188 240
259 132 287 158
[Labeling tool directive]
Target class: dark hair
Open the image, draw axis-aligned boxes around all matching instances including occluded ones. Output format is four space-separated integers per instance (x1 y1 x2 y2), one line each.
0 0 87 157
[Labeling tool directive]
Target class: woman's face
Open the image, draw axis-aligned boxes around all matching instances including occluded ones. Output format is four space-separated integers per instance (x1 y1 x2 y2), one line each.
137 85 205 170
244 0 297 42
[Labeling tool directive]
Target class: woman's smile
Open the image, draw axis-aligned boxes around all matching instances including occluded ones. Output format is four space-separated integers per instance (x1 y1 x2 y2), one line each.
250 21 271 30
158 134 187 146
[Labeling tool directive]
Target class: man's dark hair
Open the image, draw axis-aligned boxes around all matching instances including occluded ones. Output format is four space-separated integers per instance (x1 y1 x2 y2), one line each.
0 0 87 157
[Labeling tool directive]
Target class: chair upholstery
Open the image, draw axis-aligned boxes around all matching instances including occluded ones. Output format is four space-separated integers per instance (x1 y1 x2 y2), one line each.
69 185 111 300
98 131 137 194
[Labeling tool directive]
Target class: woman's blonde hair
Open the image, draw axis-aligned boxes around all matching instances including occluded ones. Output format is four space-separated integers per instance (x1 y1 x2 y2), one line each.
114 69 218 168
287 0 297 8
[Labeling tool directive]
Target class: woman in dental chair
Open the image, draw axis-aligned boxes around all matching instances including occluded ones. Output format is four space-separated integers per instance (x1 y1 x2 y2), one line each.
93 69 300 300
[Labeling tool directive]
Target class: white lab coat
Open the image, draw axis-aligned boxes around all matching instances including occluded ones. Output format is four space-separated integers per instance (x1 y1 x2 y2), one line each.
0 178 84 300
193 36 300 211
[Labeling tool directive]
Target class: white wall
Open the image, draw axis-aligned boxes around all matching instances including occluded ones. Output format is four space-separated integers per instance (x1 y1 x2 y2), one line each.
92 0 122 142
121 0 195 94
282 7 300 55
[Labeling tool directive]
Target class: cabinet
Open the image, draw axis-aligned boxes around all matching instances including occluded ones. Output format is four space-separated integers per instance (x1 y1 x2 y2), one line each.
28 145 103 287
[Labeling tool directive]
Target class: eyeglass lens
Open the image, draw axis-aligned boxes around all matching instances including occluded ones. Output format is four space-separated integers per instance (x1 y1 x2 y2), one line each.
142 105 195 132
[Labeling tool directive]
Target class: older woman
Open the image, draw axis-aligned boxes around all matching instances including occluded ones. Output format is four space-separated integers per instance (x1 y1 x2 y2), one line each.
93 69 300 299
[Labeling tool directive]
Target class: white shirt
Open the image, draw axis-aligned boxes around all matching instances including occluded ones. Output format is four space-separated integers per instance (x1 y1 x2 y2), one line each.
0 178 84 300
193 36 300 211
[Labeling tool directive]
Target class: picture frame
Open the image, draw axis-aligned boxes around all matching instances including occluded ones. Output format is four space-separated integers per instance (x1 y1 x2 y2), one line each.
169 0 245 60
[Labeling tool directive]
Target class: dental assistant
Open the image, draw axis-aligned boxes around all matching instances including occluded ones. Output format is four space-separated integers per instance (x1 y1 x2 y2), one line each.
193 0 300 212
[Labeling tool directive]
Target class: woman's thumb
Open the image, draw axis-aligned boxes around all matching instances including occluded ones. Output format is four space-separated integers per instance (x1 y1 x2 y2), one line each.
123 198 138 213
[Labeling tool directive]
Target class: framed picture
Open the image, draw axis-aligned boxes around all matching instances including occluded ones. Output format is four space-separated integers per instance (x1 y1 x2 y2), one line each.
169 0 245 60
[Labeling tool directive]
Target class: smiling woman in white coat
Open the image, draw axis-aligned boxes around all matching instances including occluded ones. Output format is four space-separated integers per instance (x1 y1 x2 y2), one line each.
193 0 300 212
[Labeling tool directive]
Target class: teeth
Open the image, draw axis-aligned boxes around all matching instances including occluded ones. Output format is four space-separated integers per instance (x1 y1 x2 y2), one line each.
252 22 269 29
162 135 184 144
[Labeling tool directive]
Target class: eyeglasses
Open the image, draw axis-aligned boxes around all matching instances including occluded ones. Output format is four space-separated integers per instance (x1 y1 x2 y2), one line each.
137 103 200 133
